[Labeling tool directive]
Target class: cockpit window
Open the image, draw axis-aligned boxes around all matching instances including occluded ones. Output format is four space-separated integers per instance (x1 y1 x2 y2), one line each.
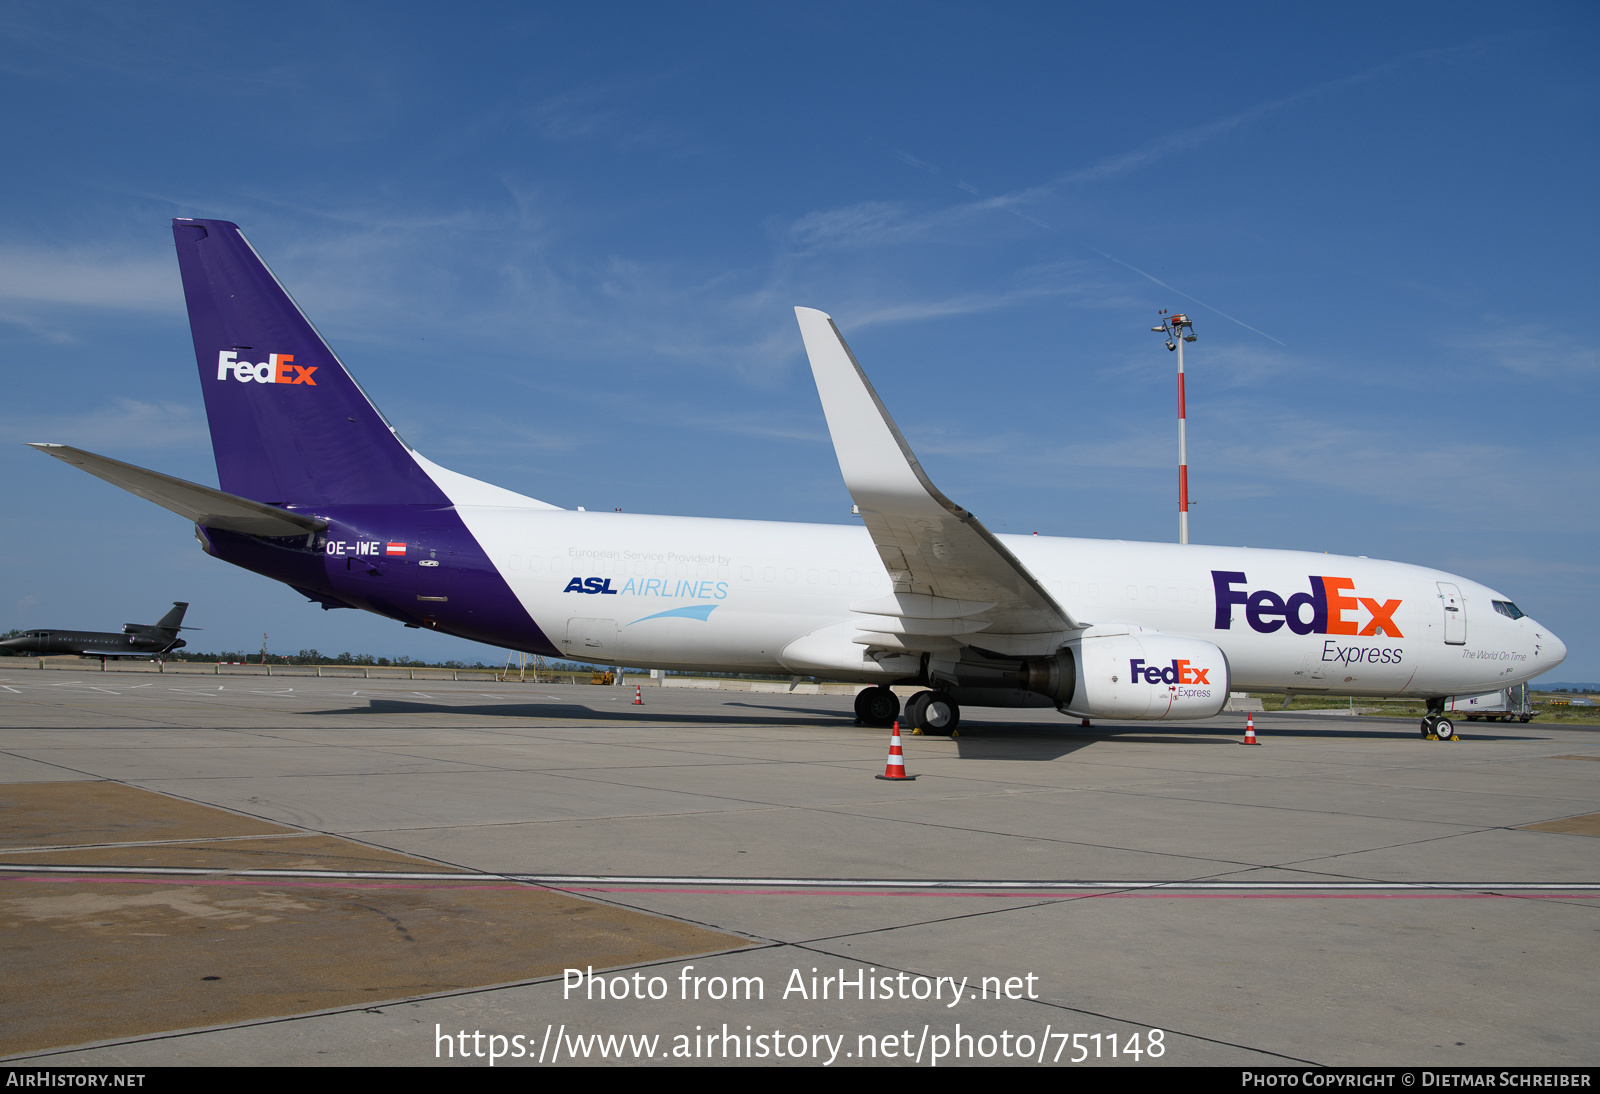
1492 600 1525 620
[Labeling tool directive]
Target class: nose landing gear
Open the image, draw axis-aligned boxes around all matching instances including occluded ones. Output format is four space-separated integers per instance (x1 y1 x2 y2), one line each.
1420 698 1458 741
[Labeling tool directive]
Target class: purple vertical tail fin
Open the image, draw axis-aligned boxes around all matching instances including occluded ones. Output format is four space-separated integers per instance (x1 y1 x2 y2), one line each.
171 218 447 507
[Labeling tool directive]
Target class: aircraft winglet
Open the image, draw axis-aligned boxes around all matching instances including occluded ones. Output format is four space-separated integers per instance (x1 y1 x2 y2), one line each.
794 308 1077 654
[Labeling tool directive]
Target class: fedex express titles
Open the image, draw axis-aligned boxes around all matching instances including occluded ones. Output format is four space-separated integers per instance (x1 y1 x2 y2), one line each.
1213 570 1406 666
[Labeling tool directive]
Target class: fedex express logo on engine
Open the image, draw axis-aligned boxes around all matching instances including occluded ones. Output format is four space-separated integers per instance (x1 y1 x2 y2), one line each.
1212 571 1402 637
1130 659 1211 685
215 351 317 385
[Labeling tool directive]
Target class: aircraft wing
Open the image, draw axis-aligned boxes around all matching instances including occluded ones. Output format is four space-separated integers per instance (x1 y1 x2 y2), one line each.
28 444 326 537
794 308 1078 657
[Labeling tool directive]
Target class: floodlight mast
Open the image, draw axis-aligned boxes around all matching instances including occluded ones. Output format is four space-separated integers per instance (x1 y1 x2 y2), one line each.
1151 312 1197 544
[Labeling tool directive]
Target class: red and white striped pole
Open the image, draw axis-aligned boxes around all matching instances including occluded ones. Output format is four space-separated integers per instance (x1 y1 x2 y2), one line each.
1154 312 1196 545
1177 328 1189 546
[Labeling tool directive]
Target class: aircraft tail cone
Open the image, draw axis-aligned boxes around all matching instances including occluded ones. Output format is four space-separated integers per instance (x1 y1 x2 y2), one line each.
633 684 643 706
875 721 917 781
1243 713 1260 745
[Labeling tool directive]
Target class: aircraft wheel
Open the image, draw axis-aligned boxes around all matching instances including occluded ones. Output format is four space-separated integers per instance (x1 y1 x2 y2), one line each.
1435 717 1454 740
903 690 932 731
1419 718 1434 740
854 686 900 728
914 691 961 736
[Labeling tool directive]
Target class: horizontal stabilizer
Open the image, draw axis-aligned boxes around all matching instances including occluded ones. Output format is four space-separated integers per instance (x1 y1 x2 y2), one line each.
28 444 326 537
794 307 1078 653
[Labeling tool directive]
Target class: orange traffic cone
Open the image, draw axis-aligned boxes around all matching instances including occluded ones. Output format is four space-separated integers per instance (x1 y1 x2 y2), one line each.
633 685 643 706
1243 712 1260 745
875 722 917 781
1080 718 1092 727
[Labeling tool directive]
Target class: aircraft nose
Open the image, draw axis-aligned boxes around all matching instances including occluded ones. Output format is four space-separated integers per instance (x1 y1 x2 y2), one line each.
1542 627 1568 670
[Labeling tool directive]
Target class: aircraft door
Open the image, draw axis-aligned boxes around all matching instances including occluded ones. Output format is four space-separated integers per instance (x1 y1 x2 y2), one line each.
416 525 456 607
1437 582 1466 645
565 617 618 660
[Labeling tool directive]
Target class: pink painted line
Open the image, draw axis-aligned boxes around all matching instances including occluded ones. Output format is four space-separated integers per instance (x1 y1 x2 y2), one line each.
4 874 1593 901
545 884 1596 901
4 874 533 893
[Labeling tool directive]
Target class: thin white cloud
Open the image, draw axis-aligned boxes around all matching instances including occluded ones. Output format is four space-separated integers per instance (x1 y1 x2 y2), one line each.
1097 341 1300 389
1089 249 1287 346
0 304 74 343
846 282 1096 330
784 201 923 250
514 71 694 152
0 5 321 98
1456 323 1598 378
0 397 208 450
872 396 1597 533
1057 41 1490 187
1200 408 1597 524
1440 554 1600 579
799 42 1499 348
0 247 178 313
830 44 1496 251
893 150 940 175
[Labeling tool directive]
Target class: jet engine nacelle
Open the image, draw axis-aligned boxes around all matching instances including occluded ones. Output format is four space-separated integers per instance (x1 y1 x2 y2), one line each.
1023 626 1230 720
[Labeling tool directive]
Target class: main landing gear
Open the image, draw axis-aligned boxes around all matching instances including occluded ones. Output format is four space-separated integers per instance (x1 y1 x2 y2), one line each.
854 686 962 735
906 690 961 736
1420 698 1457 742
854 686 900 728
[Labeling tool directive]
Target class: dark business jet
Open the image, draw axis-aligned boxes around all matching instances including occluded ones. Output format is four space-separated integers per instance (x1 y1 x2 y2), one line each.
0 602 192 659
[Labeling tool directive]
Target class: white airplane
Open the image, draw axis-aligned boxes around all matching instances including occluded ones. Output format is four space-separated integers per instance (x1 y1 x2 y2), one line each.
29 219 1566 741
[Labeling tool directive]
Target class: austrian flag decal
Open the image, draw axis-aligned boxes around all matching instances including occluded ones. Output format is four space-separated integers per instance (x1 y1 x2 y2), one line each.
386 542 407 556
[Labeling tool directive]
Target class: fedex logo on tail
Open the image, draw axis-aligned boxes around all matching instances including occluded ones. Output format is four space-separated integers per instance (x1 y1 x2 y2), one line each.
215 351 317 385
1212 571 1403 637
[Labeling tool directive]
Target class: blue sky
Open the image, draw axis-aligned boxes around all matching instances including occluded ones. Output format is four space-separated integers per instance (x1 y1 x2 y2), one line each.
1 1 1595 677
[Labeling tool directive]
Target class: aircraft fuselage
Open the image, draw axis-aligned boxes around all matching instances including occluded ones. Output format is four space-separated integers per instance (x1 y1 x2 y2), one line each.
204 504 1561 699
0 630 184 658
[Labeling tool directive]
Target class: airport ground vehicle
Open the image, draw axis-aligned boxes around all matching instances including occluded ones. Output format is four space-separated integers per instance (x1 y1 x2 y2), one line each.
26 219 1568 741
1447 684 1535 723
